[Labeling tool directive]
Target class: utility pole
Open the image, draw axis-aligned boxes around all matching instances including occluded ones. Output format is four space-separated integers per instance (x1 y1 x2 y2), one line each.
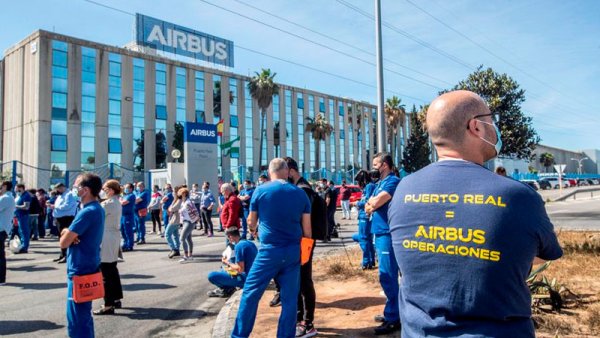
375 0 386 153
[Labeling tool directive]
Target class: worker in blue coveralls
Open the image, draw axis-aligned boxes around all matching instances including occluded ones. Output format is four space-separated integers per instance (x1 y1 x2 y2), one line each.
120 183 136 251
352 170 377 270
134 182 150 244
388 90 563 337
59 173 105 338
207 226 258 298
13 184 32 253
231 158 312 338
237 179 255 240
364 152 401 335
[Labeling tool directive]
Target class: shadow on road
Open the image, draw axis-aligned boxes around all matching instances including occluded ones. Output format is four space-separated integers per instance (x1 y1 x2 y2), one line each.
8 265 58 272
114 307 216 321
316 297 384 311
0 320 64 335
122 283 176 291
121 273 156 280
7 282 67 290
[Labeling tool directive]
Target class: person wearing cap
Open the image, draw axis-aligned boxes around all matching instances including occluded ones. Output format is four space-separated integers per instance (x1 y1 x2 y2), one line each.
207 227 258 298
51 183 79 262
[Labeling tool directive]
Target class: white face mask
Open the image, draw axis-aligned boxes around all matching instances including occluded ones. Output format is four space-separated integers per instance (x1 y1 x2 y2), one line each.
99 190 108 199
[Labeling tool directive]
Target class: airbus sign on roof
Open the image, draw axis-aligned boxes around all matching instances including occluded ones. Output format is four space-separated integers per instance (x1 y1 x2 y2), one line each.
136 13 234 67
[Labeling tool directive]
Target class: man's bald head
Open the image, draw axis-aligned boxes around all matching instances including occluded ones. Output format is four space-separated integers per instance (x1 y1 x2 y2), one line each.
427 90 490 147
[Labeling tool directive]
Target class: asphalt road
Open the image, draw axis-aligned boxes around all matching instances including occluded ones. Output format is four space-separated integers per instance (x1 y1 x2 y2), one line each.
0 216 359 338
546 197 600 230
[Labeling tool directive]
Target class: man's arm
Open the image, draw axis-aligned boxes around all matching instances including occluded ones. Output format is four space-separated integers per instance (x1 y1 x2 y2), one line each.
16 201 30 210
301 213 312 238
59 229 79 249
367 191 393 211
247 211 258 235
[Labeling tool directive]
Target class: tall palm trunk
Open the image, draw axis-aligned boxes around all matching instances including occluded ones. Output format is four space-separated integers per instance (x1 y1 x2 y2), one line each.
315 140 321 170
258 109 265 171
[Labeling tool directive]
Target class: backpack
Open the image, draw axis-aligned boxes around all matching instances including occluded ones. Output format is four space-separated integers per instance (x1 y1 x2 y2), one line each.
297 183 328 241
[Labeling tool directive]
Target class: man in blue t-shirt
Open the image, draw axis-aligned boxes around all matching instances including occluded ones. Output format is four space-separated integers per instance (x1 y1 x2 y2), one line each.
388 90 563 338
232 158 312 338
207 227 258 297
237 180 255 240
120 183 136 251
134 182 150 244
365 152 401 335
59 173 105 338
14 184 32 253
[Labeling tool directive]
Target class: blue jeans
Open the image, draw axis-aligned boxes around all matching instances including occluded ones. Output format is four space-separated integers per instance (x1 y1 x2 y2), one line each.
165 223 180 251
120 214 135 250
232 245 300 338
135 213 146 241
375 233 400 322
47 212 59 236
29 215 39 239
162 209 169 229
208 270 245 292
66 277 94 337
17 214 30 250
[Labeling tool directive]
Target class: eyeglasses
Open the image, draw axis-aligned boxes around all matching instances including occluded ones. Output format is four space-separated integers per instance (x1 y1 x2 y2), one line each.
467 113 499 129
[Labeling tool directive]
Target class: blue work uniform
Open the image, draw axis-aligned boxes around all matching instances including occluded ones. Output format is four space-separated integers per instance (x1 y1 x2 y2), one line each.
238 187 255 239
66 200 104 338
355 182 376 268
134 189 150 241
162 192 174 230
14 192 32 251
389 160 563 337
120 193 136 250
371 173 401 323
232 180 311 338
208 240 258 292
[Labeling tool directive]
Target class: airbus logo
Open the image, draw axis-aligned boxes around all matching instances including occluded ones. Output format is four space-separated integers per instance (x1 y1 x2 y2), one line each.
190 129 216 137
147 25 228 60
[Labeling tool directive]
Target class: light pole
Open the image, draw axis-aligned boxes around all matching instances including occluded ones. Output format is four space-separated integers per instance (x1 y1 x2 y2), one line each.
375 0 386 153
570 157 589 175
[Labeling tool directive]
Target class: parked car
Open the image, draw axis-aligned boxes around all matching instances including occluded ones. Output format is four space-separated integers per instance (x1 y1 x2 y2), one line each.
567 179 578 187
520 180 540 191
577 179 590 186
335 185 362 208
537 179 552 190
538 178 568 189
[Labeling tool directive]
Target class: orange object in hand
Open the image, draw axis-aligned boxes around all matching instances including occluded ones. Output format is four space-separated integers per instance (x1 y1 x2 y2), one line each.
301 237 315 265
72 272 105 303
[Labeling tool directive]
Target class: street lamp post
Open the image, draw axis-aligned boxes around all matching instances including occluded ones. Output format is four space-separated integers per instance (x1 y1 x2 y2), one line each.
374 0 386 153
570 157 589 175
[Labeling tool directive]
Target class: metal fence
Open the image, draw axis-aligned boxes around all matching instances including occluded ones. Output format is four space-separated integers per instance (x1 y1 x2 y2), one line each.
0 161 152 190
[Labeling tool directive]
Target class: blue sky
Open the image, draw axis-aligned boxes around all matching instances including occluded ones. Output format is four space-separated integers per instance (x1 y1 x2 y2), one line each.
1 0 599 151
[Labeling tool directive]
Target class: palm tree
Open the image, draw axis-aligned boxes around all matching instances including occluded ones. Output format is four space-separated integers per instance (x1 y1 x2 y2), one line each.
385 96 406 160
305 113 334 170
248 69 279 170
540 152 554 173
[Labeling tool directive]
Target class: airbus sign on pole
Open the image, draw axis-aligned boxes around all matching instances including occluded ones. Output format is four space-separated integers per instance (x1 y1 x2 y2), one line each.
136 13 234 67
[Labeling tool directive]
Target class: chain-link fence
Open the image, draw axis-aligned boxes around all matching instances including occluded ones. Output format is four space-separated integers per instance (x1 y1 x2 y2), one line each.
0 161 152 190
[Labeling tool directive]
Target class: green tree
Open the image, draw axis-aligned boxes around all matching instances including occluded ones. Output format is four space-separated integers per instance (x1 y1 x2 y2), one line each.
539 152 554 173
133 129 168 170
172 122 184 162
402 106 431 173
133 130 145 171
385 96 406 163
248 69 279 171
305 113 334 170
445 66 539 159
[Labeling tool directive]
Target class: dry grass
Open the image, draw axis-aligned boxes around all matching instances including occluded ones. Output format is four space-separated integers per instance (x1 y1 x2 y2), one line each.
314 246 379 284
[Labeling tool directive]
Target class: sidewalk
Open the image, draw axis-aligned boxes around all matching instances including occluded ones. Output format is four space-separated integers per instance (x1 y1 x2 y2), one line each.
210 218 399 338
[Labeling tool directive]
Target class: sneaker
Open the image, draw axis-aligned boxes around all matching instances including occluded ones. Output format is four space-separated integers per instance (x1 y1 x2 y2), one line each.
374 320 401 335
269 292 281 307
114 300 122 309
207 288 233 298
296 323 318 338
172 250 181 257
168 250 175 259
179 257 189 263
207 234 214 238
138 240 146 245
149 231 155 234
93 306 115 315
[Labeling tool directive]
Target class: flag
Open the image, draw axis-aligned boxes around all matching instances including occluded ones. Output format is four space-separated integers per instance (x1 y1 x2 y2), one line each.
216 119 224 137
220 136 240 157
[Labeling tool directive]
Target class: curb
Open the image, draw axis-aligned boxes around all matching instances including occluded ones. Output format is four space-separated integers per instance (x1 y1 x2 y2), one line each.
211 290 242 338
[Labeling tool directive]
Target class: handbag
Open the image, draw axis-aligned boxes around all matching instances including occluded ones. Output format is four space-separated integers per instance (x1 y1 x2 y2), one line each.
72 271 105 303
137 208 148 217
9 237 22 254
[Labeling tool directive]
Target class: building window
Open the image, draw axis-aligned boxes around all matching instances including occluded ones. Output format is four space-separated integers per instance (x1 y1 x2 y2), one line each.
285 90 293 157
51 135 67 151
347 103 354 169
229 78 239 175
108 138 122 153
297 93 304 172
195 71 205 122
154 62 167 169
273 93 280 158
244 81 253 179
338 102 345 170
329 99 335 171
81 47 96 169
308 95 315 171
106 53 123 167
51 40 68 182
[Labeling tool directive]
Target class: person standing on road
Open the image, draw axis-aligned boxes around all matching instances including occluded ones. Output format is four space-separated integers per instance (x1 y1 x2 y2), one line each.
134 182 150 244
0 181 16 285
207 227 258 298
161 184 175 233
28 189 42 241
339 181 351 220
36 189 48 239
120 184 136 252
323 180 338 241
199 182 216 237
232 158 312 338
147 185 163 236
46 189 59 237
388 90 563 337
52 183 79 262
178 187 200 263
14 184 31 254
220 183 241 233
365 152 401 335
238 180 255 240
190 183 203 231
352 170 377 270
59 173 105 338
94 179 124 315
166 187 182 259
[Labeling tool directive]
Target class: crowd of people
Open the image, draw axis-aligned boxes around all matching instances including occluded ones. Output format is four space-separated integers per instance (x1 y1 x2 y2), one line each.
1 90 564 338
